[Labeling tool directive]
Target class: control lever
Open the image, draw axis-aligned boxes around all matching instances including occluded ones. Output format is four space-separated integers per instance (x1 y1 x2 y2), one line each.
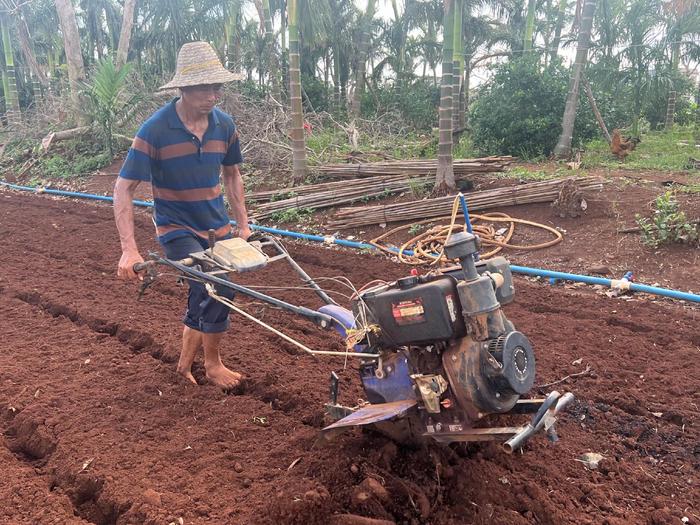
208 228 216 255
132 261 157 299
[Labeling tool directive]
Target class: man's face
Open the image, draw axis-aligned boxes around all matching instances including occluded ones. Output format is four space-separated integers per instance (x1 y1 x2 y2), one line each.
180 84 224 116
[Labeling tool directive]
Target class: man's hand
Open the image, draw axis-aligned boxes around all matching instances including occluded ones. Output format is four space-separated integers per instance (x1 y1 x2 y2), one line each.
118 250 145 281
235 225 252 240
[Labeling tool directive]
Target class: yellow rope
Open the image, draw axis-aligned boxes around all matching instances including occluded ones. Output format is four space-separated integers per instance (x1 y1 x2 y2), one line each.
370 196 563 265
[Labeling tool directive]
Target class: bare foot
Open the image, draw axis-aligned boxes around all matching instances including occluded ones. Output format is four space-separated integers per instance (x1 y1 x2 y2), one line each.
176 366 198 385
178 326 202 385
205 364 242 389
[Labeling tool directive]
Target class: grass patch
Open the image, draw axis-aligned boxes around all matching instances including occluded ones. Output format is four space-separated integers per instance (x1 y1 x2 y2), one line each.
453 135 480 159
268 207 314 224
305 128 482 166
499 166 564 181
582 128 700 172
306 127 443 165
676 182 700 194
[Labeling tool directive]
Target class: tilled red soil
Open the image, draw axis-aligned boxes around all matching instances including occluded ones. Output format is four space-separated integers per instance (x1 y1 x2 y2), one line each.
1 190 698 525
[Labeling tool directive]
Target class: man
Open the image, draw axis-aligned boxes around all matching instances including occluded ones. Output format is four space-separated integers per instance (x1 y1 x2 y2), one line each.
114 41 250 389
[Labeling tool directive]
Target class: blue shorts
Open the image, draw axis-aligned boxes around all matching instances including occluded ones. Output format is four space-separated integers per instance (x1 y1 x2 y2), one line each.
161 235 235 334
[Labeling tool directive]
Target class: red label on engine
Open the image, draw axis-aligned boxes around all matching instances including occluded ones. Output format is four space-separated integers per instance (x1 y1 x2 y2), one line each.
392 299 425 325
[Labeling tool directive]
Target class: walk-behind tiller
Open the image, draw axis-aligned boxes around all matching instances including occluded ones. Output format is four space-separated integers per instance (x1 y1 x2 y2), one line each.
136 230 573 452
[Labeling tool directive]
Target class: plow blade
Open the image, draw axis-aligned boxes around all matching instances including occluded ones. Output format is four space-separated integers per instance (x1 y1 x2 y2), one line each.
323 399 417 431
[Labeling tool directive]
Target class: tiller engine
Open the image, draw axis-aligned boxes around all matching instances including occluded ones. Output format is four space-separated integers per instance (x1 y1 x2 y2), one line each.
322 231 573 451
137 230 572 452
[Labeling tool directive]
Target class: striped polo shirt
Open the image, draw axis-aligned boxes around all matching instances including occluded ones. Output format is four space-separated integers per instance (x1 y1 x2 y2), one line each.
119 98 243 244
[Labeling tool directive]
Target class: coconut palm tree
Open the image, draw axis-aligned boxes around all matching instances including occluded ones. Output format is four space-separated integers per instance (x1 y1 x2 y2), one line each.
0 12 20 120
662 0 700 129
224 0 243 73
288 0 306 180
452 0 463 132
262 0 282 101
548 0 570 65
522 0 537 50
616 0 665 137
435 0 455 193
350 0 376 118
553 0 597 158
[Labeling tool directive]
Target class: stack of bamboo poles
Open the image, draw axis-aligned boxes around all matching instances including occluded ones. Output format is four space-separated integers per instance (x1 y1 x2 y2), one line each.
251 173 456 219
317 156 514 179
328 176 605 229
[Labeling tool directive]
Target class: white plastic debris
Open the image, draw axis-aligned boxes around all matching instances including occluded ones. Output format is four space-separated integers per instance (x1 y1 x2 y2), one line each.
577 452 604 470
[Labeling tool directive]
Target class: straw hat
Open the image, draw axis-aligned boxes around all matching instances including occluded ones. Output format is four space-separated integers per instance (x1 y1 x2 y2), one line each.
159 41 242 90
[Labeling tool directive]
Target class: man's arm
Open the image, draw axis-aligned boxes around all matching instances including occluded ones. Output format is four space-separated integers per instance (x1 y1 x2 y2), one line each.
114 177 144 280
222 164 251 239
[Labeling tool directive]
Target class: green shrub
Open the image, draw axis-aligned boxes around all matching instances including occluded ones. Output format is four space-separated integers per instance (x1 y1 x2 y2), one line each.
83 58 141 159
361 79 439 131
40 156 72 179
469 56 598 158
635 191 698 248
301 73 332 113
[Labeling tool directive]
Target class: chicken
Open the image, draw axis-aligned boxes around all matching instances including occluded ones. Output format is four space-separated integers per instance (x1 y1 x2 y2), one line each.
610 129 640 160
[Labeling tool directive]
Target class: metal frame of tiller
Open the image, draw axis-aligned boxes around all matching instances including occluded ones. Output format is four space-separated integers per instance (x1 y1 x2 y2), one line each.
135 233 573 452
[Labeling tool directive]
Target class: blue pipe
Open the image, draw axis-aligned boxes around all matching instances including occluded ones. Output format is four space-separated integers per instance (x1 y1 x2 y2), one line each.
0 181 154 207
458 192 474 234
458 192 479 261
2 180 699 304
511 265 699 303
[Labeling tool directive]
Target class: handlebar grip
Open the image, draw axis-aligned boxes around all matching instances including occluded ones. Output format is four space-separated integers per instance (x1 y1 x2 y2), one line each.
133 262 148 273
208 228 216 250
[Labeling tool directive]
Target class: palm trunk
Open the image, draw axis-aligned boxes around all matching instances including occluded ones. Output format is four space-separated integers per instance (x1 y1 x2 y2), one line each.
630 49 643 139
523 0 537 51
452 0 463 134
435 0 455 193
288 0 306 181
0 15 20 121
54 0 86 116
461 59 470 131
390 0 402 82
664 90 676 131
262 0 281 101
582 76 610 144
224 4 242 72
549 0 568 64
333 46 341 110
694 79 700 145
116 0 137 68
553 0 597 158
664 21 681 133
398 0 413 85
350 0 376 119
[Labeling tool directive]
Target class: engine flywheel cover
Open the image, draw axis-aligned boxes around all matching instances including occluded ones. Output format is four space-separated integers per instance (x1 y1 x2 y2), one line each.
499 331 536 394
